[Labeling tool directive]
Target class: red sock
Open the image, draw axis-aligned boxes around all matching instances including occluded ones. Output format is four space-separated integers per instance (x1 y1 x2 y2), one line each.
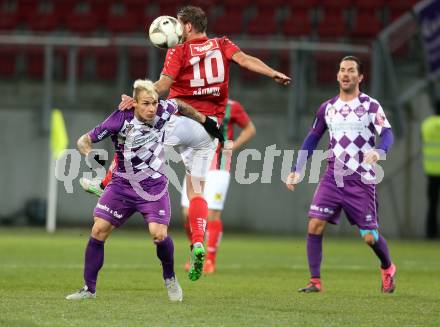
183 217 192 242
102 155 117 187
188 196 208 244
206 219 223 263
101 168 113 188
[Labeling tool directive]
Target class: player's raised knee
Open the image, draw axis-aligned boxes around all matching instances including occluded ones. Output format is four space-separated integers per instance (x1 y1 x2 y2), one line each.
360 229 379 245
153 231 167 242
91 218 113 240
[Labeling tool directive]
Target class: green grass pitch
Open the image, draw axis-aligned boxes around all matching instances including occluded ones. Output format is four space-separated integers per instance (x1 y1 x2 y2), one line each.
0 228 439 326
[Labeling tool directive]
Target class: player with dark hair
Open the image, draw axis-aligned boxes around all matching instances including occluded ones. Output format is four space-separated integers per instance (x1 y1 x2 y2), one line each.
115 5 290 281
285 56 396 293
66 79 218 301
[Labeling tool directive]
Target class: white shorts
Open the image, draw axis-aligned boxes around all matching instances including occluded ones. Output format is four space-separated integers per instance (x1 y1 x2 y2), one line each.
164 115 218 179
181 170 231 210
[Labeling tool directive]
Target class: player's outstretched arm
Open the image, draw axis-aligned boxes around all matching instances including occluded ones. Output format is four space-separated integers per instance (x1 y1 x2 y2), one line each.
77 133 106 167
174 99 225 143
233 121 256 151
154 74 174 98
232 51 291 85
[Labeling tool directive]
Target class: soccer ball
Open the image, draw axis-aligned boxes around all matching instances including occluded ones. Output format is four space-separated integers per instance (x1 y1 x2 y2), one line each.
148 16 183 49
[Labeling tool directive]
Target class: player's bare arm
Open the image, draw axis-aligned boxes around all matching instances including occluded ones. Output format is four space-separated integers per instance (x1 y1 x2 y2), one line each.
231 51 291 85
154 74 174 98
174 98 206 124
77 133 93 156
232 121 256 151
285 171 301 191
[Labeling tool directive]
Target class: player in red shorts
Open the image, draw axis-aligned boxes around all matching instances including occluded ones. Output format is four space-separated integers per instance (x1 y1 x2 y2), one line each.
181 98 256 274
84 5 290 281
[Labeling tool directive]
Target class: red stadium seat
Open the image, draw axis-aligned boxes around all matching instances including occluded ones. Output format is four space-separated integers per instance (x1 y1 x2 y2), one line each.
0 46 17 77
387 0 418 11
282 11 313 37
388 9 408 23
53 1 76 18
65 12 100 35
320 0 352 10
222 0 253 10
17 0 38 20
158 4 179 17
27 12 61 32
353 0 385 10
247 10 278 36
212 12 244 36
25 46 48 79
314 52 340 84
0 11 19 30
128 47 149 80
290 0 318 9
351 12 382 39
94 47 118 80
254 0 286 7
106 12 140 34
317 11 349 38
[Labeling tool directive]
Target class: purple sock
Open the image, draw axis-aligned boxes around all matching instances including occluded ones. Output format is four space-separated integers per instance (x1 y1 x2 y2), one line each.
307 233 323 279
369 235 392 269
83 237 104 293
155 236 175 280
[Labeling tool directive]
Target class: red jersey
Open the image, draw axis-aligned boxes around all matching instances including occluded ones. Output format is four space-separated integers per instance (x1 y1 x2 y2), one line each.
211 99 251 170
222 99 250 140
161 36 241 119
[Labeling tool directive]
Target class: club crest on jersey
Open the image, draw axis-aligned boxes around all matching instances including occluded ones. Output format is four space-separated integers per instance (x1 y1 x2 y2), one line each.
340 105 351 117
122 123 134 135
190 39 219 56
354 105 366 117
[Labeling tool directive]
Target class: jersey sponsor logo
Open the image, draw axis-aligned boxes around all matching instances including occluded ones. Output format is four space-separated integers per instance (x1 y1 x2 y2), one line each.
340 105 351 117
124 123 134 135
190 39 219 56
96 202 123 219
159 209 165 216
310 205 334 215
354 105 366 117
97 130 109 140
193 86 221 96
329 121 364 133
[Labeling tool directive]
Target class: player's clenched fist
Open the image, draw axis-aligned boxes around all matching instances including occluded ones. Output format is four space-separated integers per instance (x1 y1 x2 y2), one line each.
363 149 380 165
285 171 301 191
272 71 291 85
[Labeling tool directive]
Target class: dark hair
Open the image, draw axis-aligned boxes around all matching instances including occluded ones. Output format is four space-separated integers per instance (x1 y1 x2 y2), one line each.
177 6 207 33
340 55 363 75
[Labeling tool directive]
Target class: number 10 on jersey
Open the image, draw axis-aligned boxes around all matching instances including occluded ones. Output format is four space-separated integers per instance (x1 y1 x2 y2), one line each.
189 49 225 87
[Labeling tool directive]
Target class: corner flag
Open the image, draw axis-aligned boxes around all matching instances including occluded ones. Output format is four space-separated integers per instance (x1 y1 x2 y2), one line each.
47 109 68 233
50 109 68 159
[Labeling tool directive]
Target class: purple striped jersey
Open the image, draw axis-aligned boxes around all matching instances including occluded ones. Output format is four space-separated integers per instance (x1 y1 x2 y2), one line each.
88 99 178 179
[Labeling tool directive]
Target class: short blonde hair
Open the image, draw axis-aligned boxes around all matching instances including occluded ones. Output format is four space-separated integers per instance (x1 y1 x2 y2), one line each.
133 79 158 102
